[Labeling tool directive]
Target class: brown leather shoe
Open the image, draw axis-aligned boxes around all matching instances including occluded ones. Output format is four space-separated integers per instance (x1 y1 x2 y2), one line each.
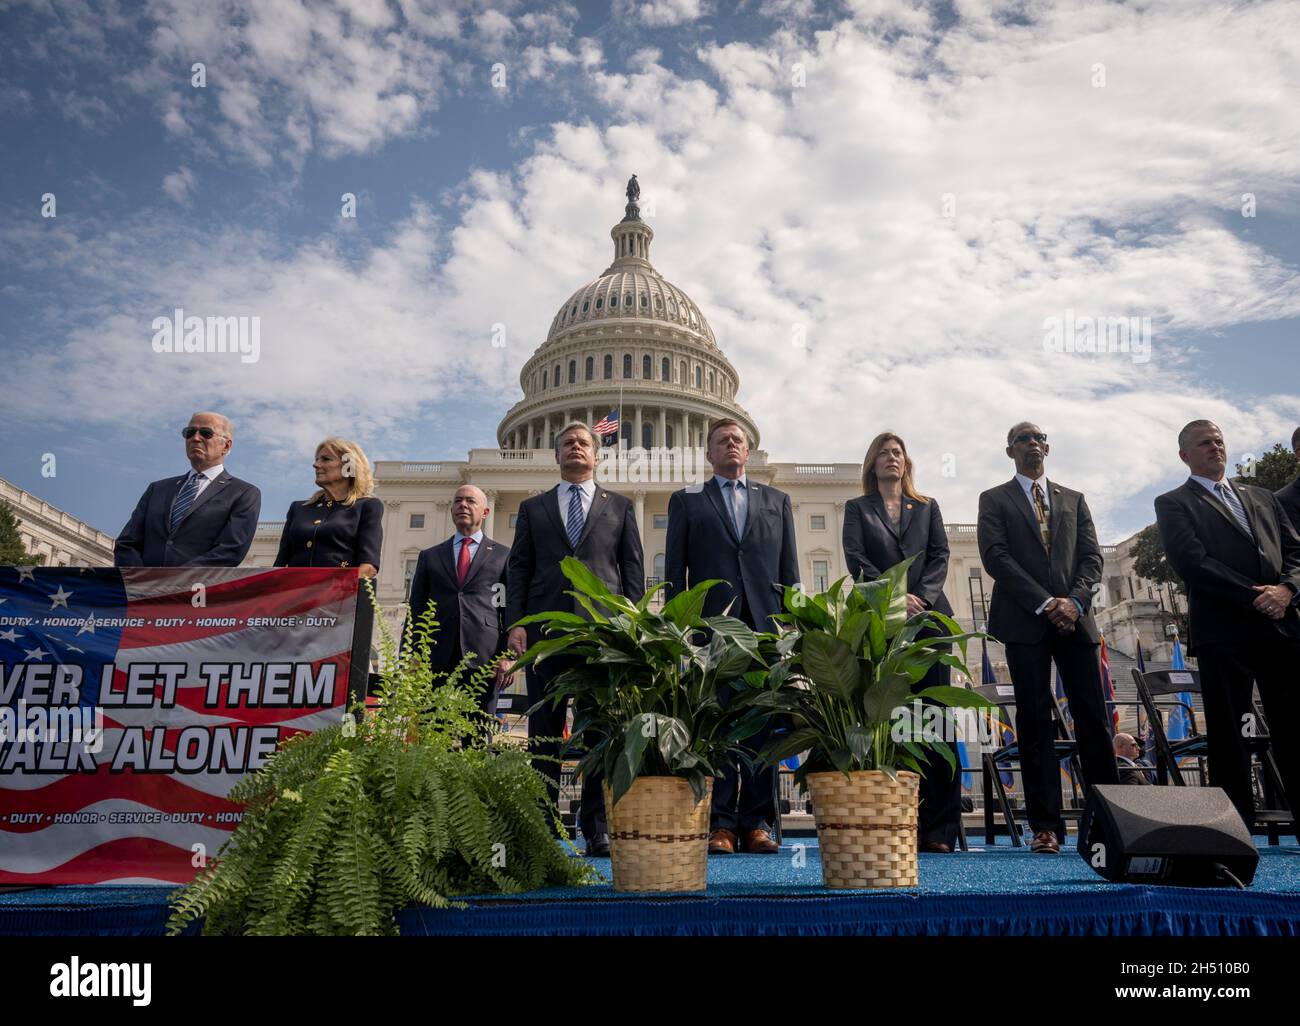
740 828 780 854
921 841 952 854
1030 831 1060 854
708 828 737 855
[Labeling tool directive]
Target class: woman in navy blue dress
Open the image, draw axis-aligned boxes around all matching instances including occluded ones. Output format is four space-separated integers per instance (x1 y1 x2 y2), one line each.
274 437 383 578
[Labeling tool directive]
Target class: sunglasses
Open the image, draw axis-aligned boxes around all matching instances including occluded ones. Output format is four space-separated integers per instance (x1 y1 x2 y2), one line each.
181 426 223 440
1012 432 1048 445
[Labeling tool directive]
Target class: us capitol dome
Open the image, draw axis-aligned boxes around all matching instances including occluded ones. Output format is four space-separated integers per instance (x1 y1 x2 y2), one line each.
495 175 759 453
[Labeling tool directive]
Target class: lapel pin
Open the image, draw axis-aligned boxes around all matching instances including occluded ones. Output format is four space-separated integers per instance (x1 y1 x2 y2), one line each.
906 503 913 510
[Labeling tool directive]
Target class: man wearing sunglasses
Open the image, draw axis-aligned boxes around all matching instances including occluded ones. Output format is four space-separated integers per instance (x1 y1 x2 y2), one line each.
114 412 261 567
977 422 1117 853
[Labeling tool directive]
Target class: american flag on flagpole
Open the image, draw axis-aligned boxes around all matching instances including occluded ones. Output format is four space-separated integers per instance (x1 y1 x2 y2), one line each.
1 567 361 884
592 408 619 438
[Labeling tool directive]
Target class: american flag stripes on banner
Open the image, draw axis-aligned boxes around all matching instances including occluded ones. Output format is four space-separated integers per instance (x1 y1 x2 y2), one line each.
0 567 365 884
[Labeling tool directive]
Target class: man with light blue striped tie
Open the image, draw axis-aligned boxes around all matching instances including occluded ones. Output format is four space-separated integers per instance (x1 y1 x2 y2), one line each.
505 421 645 857
114 411 262 567
1154 419 1300 833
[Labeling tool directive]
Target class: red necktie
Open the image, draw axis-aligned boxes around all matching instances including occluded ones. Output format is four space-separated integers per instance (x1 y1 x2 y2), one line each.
456 537 473 586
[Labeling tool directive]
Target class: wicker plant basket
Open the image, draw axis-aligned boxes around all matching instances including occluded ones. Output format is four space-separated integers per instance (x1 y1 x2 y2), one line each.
602 776 712 893
806 769 920 888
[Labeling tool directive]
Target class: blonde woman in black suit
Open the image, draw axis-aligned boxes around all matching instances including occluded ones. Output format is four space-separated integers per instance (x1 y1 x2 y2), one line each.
843 432 960 852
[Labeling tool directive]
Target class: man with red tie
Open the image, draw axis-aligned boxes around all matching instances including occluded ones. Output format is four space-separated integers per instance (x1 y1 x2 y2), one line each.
406 484 513 715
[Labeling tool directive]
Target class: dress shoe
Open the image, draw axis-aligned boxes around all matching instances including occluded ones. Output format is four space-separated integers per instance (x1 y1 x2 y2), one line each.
1030 831 1060 854
585 832 610 857
740 828 780 854
708 828 737 855
921 841 952 854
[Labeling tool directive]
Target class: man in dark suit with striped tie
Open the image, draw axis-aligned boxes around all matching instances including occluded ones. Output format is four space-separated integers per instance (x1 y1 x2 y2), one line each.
506 422 645 856
1155 420 1300 830
665 418 800 854
977 422 1117 853
114 412 261 567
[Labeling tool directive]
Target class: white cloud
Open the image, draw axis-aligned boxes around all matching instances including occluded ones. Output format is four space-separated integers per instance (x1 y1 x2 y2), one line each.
622 0 708 29
7 0 1300 540
161 166 196 203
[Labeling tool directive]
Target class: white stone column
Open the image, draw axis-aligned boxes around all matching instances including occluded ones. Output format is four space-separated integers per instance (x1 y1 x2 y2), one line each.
634 489 646 536
832 501 846 578
484 490 498 538
680 412 688 452
587 406 594 429
634 405 643 450
657 407 666 450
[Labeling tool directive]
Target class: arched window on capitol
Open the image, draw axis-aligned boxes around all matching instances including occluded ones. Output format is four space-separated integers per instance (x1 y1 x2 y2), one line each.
624 354 632 378
569 360 577 384
643 355 652 379
586 356 594 380
604 354 613 379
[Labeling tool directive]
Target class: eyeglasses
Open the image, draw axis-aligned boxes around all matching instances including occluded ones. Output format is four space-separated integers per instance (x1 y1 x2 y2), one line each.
182 426 223 440
1012 432 1048 445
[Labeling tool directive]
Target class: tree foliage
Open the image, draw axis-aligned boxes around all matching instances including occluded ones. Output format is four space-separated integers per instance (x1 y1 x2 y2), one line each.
0 501 45 566
1234 442 1299 492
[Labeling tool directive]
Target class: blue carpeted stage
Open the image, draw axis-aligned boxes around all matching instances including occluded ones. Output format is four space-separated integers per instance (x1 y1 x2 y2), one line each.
4 840 1299 937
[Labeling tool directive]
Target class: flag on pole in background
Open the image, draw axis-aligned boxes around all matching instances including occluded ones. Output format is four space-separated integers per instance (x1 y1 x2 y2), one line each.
592 408 619 439
1054 666 1077 787
1099 633 1119 731
1166 629 1192 742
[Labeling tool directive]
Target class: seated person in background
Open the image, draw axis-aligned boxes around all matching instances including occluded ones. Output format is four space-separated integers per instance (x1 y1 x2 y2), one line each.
1113 732 1152 785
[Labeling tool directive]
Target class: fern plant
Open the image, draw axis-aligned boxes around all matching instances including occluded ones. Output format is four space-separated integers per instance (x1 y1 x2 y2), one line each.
166 586 591 936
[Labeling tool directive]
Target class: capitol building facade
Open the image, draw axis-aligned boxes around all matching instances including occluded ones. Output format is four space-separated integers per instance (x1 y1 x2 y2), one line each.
238 185 1180 673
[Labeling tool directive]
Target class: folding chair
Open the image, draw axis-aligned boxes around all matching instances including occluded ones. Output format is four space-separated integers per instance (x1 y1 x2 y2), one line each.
971 683 1024 846
1132 667 1292 844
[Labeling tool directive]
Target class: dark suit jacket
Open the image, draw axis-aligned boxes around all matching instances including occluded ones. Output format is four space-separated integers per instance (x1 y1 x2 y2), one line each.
274 496 383 570
1154 479 1300 654
842 493 953 615
407 535 509 673
506 483 645 645
114 469 261 567
664 477 800 629
1117 756 1153 785
1276 476 1300 533
977 478 1103 645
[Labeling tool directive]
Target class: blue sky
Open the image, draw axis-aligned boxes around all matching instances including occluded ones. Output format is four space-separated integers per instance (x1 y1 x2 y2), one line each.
1 0 1298 544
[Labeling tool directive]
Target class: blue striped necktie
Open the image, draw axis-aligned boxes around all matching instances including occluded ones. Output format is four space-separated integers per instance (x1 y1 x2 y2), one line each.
1215 482 1251 535
170 472 201 533
566 484 585 548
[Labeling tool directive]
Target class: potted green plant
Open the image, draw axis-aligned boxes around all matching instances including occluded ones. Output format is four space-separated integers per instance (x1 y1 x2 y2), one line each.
166 591 591 936
747 557 992 888
511 557 775 893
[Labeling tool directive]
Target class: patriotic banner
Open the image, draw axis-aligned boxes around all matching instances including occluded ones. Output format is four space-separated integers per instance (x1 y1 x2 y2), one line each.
1 567 371 885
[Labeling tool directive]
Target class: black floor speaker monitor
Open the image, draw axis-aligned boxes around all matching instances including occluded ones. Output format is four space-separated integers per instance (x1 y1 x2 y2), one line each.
1078 785 1258 887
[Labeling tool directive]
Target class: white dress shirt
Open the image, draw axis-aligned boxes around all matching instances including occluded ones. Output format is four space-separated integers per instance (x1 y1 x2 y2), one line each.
557 478 596 535
188 463 224 499
453 529 484 565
